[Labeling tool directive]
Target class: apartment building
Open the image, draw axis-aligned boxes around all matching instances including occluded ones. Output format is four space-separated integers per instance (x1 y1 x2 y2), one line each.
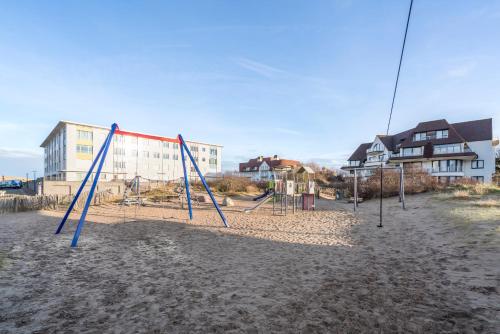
238 155 301 181
40 121 223 181
342 118 497 183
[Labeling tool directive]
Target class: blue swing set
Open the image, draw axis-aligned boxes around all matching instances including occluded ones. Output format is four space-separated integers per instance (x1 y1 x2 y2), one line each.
55 123 228 247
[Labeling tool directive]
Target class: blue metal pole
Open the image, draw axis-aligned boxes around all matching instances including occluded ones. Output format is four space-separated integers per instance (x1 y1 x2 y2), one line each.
179 135 193 220
70 123 118 247
55 130 110 234
178 134 229 227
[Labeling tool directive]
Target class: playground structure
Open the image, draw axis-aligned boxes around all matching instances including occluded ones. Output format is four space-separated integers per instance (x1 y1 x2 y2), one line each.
352 165 406 227
244 167 316 215
55 123 228 247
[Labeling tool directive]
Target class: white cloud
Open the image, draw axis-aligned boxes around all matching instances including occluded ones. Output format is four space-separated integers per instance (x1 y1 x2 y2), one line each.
447 62 476 78
274 127 302 136
0 147 42 158
234 57 285 78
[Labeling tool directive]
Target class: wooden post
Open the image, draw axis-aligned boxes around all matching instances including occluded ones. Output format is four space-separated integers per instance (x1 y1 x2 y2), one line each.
401 167 406 210
378 166 383 228
353 169 358 211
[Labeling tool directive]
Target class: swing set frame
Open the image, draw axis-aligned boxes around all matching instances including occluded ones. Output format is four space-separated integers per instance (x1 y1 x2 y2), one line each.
352 165 406 227
55 123 228 247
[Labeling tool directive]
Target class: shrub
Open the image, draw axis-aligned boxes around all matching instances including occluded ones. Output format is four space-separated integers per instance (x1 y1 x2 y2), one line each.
344 168 445 199
207 176 263 194
451 190 471 200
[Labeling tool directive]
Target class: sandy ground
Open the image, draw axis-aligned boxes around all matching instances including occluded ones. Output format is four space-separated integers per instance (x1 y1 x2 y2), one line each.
0 193 499 333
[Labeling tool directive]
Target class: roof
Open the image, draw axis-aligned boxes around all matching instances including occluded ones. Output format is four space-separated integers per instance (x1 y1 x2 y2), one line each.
239 157 301 172
452 118 492 142
347 118 493 162
297 166 315 174
348 143 371 161
40 120 223 148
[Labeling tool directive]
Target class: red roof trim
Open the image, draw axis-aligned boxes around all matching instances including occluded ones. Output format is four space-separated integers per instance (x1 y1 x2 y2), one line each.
114 129 180 143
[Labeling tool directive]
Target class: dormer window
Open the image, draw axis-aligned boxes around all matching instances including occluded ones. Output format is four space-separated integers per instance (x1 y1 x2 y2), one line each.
413 129 448 141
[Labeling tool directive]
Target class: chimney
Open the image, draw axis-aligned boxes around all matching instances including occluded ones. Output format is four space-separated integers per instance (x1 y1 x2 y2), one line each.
272 154 279 160
257 156 264 162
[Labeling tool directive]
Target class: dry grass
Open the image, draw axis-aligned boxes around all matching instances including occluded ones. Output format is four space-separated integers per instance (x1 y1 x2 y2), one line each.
450 206 500 223
472 198 500 208
449 182 500 194
451 190 473 200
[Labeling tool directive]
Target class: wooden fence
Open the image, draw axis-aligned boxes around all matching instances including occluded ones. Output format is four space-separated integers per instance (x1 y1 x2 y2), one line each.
0 190 119 214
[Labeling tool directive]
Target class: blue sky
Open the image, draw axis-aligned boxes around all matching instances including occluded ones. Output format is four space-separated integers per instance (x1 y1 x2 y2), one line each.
1 0 499 176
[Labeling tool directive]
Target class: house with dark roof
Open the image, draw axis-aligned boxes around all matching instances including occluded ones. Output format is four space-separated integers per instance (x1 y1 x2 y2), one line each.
342 118 497 183
239 155 301 181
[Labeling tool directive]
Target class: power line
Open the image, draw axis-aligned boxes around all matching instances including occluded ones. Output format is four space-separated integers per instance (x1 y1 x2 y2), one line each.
386 0 414 135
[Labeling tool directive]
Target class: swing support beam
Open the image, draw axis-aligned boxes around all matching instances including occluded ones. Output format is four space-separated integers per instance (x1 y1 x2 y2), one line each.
55 123 118 247
178 134 229 228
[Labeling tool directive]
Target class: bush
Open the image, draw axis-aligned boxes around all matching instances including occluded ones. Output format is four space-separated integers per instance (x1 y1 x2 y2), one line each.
207 177 263 194
344 168 500 200
344 168 444 199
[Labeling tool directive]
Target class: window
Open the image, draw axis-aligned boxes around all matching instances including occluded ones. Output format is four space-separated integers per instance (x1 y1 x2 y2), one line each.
471 160 484 169
202 157 206 162
153 152 160 159
173 154 179 160
163 142 169 148
77 130 93 141
210 147 217 156
434 144 461 155
437 130 448 139
209 158 217 167
190 145 199 152
432 160 463 172
368 155 384 162
143 151 149 158
76 144 93 155
370 143 382 152
348 161 360 167
114 161 126 169
163 153 169 159
173 143 179 149
402 147 423 156
202 147 206 152
413 129 448 141
471 176 484 183
114 147 125 155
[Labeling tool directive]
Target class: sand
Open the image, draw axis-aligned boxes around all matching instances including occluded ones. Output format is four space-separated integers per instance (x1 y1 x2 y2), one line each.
0 193 498 333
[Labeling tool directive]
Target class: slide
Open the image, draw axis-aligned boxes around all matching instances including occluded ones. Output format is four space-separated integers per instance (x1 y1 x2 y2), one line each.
253 189 271 201
244 190 274 213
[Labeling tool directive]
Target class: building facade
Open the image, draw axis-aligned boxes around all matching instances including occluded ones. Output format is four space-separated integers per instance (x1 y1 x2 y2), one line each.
238 155 301 181
342 118 497 183
40 121 223 181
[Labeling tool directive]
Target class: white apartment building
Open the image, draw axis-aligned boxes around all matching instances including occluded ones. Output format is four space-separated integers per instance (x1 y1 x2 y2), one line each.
342 118 497 183
40 121 223 182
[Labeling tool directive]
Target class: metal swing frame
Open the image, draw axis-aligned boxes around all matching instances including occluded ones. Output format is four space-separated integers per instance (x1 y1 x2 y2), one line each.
55 123 228 247
352 165 406 228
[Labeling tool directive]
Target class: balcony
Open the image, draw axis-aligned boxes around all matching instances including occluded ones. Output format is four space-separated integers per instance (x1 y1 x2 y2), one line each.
366 148 384 154
431 167 463 173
